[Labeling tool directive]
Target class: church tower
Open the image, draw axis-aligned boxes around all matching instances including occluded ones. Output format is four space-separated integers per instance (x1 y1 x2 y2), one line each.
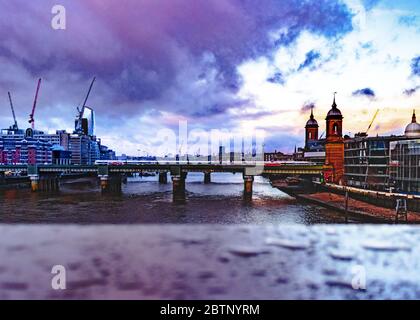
325 93 344 184
305 107 319 149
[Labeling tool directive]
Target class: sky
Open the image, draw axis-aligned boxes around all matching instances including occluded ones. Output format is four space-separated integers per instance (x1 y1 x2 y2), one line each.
1 0 420 155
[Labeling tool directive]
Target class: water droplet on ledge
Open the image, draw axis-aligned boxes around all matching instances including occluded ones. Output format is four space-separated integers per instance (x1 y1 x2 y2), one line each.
265 237 310 250
361 240 411 252
228 246 270 257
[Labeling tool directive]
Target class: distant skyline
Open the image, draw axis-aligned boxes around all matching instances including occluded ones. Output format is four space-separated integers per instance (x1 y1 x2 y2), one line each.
1 0 420 155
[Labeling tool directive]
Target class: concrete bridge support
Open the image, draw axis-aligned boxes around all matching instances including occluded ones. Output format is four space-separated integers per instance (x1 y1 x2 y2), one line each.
0 172 5 185
204 172 211 184
29 174 60 192
243 175 254 201
172 173 186 202
159 172 168 184
100 175 122 194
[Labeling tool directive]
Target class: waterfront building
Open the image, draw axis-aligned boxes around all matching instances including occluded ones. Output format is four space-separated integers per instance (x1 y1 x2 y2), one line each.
324 94 344 184
100 145 117 160
264 150 293 162
344 110 420 193
293 107 326 164
1 128 70 151
0 130 52 164
305 107 319 149
388 111 420 193
52 145 72 165
344 133 392 190
35 130 70 151
69 134 100 165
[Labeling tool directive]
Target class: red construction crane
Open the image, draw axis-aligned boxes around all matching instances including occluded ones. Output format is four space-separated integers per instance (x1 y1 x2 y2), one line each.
28 78 42 130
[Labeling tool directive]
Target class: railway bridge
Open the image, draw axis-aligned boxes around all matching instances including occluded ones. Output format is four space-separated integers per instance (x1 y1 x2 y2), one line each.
0 162 330 201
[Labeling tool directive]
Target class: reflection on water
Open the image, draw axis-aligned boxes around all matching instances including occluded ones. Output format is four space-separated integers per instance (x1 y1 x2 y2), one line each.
0 173 347 225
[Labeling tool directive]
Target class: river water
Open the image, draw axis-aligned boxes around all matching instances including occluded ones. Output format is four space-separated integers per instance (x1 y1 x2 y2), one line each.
0 173 346 224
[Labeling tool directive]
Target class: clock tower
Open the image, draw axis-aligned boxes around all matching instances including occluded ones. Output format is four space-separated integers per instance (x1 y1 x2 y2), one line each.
325 93 344 184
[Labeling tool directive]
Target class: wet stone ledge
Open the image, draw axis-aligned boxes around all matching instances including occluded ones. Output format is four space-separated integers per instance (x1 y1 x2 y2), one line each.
0 224 420 299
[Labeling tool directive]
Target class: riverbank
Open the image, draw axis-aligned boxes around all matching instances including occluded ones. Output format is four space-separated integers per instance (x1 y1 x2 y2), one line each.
297 192 420 223
271 181 420 223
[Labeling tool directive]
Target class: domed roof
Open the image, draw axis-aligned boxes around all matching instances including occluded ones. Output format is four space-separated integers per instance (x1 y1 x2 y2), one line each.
305 108 318 127
326 93 342 118
405 110 420 137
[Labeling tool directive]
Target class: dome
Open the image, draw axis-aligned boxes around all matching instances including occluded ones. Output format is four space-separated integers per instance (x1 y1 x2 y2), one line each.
306 118 318 126
405 110 420 137
327 107 342 117
326 94 342 118
305 108 318 127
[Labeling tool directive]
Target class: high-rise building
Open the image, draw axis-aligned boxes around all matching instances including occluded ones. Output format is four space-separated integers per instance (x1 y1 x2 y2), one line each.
69 134 100 165
81 106 95 136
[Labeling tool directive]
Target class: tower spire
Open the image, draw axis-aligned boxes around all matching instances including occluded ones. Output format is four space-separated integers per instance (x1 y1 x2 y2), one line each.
412 109 417 123
310 106 314 119
332 92 337 109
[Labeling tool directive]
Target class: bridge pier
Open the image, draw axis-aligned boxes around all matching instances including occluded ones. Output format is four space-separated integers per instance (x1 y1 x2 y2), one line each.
29 174 60 192
159 172 168 184
99 175 122 194
172 174 186 202
0 172 5 185
243 175 254 201
204 171 211 184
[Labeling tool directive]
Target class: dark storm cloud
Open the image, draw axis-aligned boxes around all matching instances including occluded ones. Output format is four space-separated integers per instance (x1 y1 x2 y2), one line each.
0 0 353 132
352 88 376 99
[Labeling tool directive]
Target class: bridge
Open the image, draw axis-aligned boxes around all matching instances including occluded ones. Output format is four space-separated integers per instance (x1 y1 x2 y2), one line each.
0 162 330 201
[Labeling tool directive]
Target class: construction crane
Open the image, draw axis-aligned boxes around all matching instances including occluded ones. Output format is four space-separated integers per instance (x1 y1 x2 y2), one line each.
365 109 379 134
75 77 96 134
8 92 18 130
28 78 42 130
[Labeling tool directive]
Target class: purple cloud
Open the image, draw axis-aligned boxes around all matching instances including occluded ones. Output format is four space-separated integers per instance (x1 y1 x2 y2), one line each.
0 0 353 152
301 101 316 113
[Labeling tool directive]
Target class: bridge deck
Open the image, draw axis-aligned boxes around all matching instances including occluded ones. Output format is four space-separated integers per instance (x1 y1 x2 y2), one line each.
0 163 328 176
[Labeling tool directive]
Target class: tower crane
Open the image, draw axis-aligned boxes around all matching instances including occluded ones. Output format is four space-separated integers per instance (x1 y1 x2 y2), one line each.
28 78 42 130
8 92 18 130
365 109 379 134
75 77 95 134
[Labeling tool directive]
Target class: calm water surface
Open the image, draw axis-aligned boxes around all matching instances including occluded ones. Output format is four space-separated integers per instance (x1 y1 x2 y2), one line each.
0 173 347 224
